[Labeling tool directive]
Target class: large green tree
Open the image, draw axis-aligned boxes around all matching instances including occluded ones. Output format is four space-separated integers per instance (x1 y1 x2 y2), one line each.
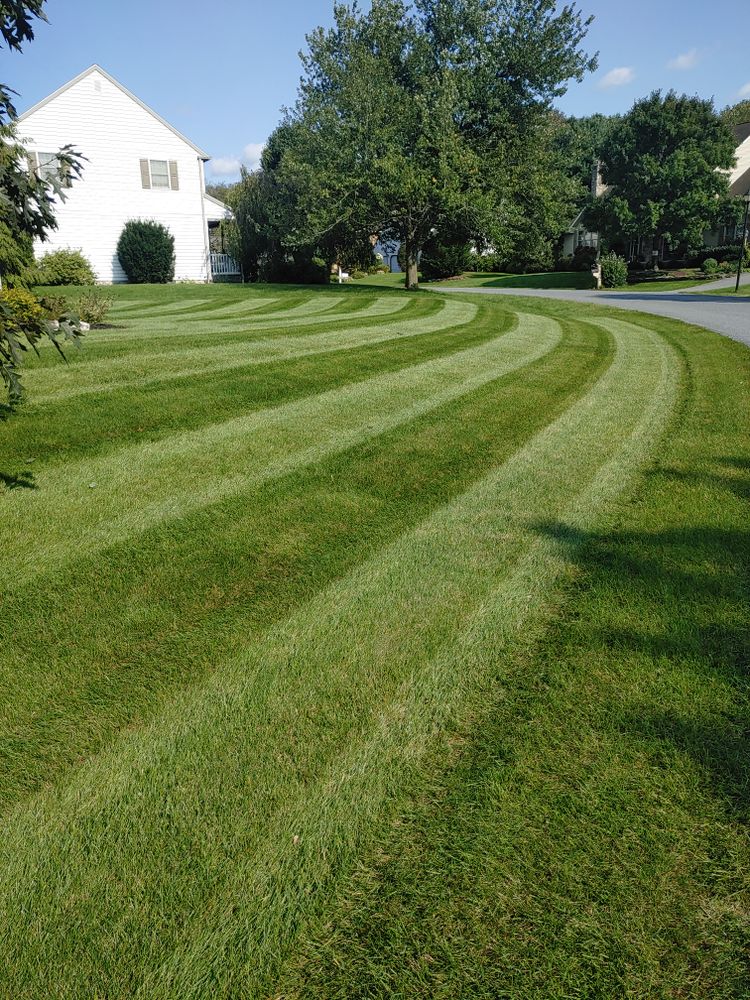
586 91 738 253
273 0 596 288
0 1 84 404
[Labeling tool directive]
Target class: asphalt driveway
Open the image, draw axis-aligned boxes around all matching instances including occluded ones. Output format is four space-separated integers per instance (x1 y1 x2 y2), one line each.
435 273 750 348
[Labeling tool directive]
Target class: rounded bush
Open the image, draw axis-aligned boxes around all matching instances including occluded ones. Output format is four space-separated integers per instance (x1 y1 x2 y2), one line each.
34 249 95 286
701 257 719 275
600 251 628 288
117 220 175 284
420 237 471 280
0 287 45 329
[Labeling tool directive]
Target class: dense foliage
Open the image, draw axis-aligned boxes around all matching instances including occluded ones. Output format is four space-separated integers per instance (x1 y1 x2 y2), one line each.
0 220 33 286
0 0 84 403
599 251 628 287
34 248 95 285
232 0 596 288
553 112 620 205
0 285 82 404
419 230 472 280
721 99 750 128
117 220 175 284
586 91 738 253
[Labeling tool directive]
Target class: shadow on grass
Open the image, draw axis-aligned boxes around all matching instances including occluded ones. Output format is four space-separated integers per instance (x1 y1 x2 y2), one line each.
0 469 37 490
533 456 750 823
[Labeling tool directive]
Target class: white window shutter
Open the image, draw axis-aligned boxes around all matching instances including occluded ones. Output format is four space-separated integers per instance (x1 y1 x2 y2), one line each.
140 159 151 189
169 161 179 191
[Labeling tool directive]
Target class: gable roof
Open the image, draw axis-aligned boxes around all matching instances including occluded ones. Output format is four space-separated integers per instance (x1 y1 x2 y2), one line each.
732 122 750 147
730 165 750 197
204 193 230 211
17 64 210 160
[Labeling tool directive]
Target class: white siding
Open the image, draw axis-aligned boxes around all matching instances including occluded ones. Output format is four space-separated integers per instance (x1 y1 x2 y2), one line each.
16 68 211 283
731 136 750 188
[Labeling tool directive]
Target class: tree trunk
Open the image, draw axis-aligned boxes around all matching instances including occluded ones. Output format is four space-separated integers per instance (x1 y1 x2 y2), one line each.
404 237 419 290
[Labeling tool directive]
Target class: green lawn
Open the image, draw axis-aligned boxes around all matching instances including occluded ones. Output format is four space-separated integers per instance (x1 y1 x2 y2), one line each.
697 285 750 297
622 278 711 292
1 282 748 998
355 270 595 289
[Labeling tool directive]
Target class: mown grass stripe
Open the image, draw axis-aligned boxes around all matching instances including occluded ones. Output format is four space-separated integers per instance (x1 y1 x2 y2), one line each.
140 321 680 999
0 316 601 812
279 317 750 1000
1 299 513 472
0 319 680 998
98 292 416 342
1 307 560 588
118 297 214 317
29 297 453 403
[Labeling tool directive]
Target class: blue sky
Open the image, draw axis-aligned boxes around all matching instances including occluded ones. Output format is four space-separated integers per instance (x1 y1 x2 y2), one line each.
9 0 750 181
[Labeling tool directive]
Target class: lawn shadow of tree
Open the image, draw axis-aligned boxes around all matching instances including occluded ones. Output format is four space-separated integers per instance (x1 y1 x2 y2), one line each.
533 456 750 823
0 469 37 490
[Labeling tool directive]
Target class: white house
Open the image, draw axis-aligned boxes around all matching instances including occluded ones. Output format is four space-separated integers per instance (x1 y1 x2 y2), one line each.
15 65 235 283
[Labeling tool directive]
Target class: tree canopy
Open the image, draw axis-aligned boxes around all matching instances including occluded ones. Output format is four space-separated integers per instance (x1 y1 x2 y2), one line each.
253 0 596 287
586 91 738 252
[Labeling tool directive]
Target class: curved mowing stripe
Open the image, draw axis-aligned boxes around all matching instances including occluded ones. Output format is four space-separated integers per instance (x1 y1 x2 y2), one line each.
0 319 681 997
97 293 418 343
161 295 281 320
0 308 560 589
110 294 339 325
116 298 214 317
30 297 450 403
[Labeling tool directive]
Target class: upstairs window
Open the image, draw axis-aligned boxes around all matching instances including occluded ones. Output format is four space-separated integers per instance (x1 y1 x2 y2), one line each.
28 151 72 188
38 151 60 181
140 159 179 191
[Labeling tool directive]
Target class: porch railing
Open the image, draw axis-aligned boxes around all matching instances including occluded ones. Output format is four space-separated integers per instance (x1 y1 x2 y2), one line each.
210 252 242 277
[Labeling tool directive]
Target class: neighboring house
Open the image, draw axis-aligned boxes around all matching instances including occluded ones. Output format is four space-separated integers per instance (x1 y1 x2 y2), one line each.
562 122 750 261
373 239 401 273
561 162 606 259
15 65 237 283
705 121 750 246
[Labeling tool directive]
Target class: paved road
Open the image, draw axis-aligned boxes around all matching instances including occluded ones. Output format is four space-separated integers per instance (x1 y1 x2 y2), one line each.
435 272 750 348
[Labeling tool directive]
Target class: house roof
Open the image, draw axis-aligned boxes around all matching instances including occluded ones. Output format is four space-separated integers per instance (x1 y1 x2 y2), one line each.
203 192 232 222
204 193 230 211
730 165 750 197
17 64 210 160
732 122 750 147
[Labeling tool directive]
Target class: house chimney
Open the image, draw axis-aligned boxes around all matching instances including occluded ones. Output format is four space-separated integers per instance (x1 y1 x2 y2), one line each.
591 160 605 198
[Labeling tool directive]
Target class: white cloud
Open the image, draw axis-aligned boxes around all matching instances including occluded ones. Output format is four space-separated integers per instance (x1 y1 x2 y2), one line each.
209 156 242 177
598 66 635 89
208 142 267 179
667 48 699 70
242 142 266 171
739 82 750 98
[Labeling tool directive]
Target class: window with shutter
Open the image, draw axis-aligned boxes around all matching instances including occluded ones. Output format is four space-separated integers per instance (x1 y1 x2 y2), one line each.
149 159 170 188
141 159 180 190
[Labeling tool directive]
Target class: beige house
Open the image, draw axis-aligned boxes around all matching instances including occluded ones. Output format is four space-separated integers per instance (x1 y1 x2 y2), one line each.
562 122 750 260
